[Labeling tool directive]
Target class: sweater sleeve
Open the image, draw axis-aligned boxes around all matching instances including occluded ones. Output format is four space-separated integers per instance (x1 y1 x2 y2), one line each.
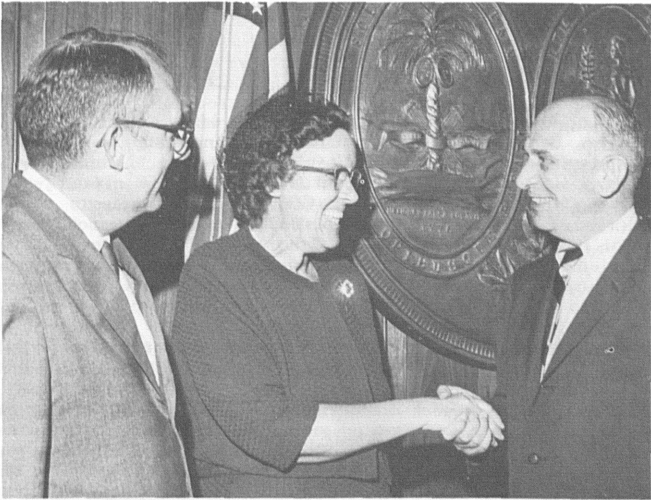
172 248 319 472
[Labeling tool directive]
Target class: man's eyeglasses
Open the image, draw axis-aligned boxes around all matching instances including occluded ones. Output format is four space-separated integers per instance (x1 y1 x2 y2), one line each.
292 164 366 192
115 118 193 159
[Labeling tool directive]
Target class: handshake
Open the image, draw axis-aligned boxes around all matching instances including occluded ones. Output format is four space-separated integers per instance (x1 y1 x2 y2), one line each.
427 385 505 456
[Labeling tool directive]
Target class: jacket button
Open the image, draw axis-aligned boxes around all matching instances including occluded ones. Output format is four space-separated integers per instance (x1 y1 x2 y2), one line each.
528 453 540 464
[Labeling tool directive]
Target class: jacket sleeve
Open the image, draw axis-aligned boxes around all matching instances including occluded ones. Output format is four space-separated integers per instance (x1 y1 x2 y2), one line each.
463 278 512 498
3 256 51 497
172 253 319 472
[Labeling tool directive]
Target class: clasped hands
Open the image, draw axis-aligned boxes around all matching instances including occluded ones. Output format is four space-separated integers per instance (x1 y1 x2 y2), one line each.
428 385 505 456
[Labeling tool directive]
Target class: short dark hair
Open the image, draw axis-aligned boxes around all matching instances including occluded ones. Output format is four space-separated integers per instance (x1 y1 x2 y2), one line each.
15 27 166 171
224 94 350 228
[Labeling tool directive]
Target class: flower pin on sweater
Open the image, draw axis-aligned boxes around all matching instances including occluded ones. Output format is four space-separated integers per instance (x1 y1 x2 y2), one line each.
337 279 355 299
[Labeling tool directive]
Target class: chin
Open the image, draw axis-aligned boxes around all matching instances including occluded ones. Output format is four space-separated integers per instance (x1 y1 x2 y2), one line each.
317 229 341 250
527 208 551 232
145 196 163 213
315 242 338 254
326 235 341 250
530 219 551 233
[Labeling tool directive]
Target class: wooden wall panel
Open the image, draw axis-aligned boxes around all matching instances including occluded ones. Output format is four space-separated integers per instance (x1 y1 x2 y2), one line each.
1 4 19 191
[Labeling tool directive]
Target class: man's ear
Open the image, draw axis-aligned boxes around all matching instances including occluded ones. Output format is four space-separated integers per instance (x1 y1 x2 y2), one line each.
97 124 125 172
596 156 628 198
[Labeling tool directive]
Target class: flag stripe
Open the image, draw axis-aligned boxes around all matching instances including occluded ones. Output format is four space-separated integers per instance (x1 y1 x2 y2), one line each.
185 2 292 260
267 3 285 48
225 35 270 143
268 42 290 98
194 14 260 182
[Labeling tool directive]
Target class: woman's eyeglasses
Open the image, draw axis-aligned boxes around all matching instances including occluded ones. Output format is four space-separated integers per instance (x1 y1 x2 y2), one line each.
115 118 193 159
292 164 366 192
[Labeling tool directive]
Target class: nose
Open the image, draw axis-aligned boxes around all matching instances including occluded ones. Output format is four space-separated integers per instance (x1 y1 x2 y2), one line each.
340 177 359 205
516 155 536 190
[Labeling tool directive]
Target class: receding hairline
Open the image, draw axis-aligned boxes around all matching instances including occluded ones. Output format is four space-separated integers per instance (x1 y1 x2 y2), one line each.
539 97 597 124
536 97 621 147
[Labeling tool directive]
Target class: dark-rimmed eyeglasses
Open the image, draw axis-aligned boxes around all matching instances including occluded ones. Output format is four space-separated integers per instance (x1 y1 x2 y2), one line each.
292 164 366 192
115 118 193 159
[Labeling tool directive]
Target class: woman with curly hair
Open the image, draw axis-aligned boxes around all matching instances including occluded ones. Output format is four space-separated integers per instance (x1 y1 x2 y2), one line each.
170 94 503 497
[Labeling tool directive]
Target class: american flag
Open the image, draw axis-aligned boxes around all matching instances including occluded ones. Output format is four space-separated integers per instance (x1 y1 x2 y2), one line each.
184 2 291 260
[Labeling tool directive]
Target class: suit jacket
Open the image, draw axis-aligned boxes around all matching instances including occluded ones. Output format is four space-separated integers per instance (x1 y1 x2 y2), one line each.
494 220 650 498
2 173 191 497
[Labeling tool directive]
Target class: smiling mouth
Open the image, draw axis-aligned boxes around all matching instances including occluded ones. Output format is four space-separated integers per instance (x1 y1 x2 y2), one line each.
323 210 344 223
528 195 553 205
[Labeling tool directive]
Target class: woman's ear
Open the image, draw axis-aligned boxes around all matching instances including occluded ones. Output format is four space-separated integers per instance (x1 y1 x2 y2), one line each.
266 184 281 198
595 155 628 198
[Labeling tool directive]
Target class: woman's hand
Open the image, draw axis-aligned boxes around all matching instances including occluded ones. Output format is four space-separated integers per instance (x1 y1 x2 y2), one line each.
426 385 505 456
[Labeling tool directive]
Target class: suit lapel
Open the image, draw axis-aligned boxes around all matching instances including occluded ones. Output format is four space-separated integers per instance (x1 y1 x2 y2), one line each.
73 245 160 390
520 255 557 406
12 175 161 394
542 221 649 381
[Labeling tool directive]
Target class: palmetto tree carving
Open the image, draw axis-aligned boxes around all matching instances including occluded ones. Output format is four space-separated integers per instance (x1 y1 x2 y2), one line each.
380 4 485 170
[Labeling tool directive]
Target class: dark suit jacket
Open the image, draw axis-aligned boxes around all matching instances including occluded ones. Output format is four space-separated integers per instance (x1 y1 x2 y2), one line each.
493 219 650 498
2 173 191 497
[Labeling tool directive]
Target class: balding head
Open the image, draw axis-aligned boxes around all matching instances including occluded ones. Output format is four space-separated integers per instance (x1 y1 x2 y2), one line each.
517 95 643 244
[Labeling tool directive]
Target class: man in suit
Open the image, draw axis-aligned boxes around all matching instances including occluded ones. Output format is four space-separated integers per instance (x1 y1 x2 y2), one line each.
490 95 650 498
3 28 193 496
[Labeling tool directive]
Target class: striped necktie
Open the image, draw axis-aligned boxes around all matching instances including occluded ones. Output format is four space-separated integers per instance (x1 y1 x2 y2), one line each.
541 247 583 366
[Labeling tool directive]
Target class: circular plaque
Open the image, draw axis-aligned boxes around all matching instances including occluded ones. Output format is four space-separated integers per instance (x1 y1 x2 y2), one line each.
302 3 546 368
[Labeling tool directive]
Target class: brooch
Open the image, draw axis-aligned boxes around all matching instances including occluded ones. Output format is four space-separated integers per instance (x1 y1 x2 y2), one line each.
337 279 355 299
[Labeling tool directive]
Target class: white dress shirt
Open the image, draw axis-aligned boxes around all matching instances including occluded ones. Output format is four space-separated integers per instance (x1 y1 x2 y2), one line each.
22 166 160 384
541 207 639 377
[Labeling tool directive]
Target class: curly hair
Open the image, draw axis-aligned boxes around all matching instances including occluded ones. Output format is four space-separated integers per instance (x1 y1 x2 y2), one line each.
223 94 350 228
15 27 167 172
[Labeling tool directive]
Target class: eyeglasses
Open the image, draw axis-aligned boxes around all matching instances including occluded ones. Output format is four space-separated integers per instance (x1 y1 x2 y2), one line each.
292 164 366 192
115 118 193 159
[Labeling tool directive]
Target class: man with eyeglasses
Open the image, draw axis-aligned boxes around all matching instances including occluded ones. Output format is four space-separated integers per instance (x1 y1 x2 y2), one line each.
3 28 192 497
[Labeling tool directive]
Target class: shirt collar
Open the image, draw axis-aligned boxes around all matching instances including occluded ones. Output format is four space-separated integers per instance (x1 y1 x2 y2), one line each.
21 166 108 251
555 207 638 264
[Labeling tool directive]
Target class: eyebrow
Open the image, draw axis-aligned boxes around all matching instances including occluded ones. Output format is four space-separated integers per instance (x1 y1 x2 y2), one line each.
528 149 552 161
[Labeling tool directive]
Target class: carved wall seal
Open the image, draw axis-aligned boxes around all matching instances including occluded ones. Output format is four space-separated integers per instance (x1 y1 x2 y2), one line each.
300 3 649 367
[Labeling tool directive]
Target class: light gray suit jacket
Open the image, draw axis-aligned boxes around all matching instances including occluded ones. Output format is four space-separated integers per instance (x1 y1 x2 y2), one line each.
2 173 191 497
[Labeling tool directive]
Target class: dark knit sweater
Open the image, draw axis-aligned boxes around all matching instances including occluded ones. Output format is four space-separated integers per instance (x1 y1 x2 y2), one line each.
170 228 392 497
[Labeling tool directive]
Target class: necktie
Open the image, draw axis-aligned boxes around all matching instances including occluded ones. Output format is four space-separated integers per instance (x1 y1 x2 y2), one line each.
541 247 583 366
101 241 120 278
100 241 160 384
